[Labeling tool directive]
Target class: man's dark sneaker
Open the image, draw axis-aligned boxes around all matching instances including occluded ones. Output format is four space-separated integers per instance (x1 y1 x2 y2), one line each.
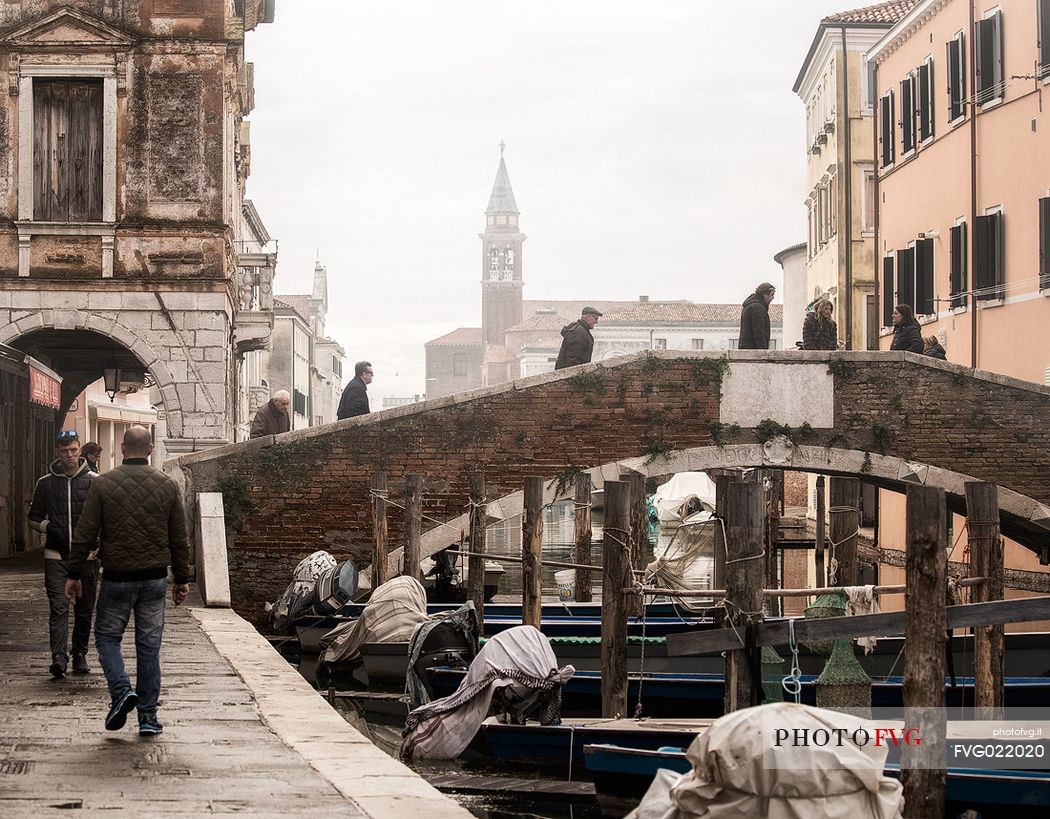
138 711 163 736
105 689 138 731
72 654 90 674
49 657 66 679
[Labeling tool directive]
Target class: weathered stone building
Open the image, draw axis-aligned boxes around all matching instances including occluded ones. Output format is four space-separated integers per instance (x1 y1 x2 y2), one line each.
0 1 276 461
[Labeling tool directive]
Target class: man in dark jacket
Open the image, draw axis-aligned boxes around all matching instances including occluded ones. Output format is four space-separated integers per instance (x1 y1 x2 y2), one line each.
65 426 190 736
554 307 602 369
738 283 775 349
249 390 291 438
336 361 373 420
28 430 98 679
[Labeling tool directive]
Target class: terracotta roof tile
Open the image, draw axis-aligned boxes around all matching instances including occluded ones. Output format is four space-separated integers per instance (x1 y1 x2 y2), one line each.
426 327 483 346
504 313 574 333
274 295 312 323
483 343 515 364
821 0 916 24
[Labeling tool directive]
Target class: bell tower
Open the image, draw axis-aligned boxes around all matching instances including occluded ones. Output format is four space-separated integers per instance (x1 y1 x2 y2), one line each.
480 143 526 346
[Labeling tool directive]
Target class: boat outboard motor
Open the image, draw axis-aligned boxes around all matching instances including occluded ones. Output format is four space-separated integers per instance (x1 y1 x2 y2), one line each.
267 550 336 633
312 560 359 616
425 543 461 601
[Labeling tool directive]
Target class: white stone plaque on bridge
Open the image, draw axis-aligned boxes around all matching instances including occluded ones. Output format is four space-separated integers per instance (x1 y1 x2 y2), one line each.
719 362 834 428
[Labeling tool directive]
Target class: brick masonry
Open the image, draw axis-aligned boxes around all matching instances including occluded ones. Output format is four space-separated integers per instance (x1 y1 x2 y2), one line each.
169 350 1050 627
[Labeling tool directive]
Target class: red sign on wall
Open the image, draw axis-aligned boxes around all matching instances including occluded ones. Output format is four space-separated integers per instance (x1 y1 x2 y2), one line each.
29 365 61 409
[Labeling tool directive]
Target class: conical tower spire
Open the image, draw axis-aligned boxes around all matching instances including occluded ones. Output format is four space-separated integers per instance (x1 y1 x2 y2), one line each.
485 143 518 215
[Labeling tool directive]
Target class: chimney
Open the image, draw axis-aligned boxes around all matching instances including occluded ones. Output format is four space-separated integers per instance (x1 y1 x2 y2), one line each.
639 295 649 302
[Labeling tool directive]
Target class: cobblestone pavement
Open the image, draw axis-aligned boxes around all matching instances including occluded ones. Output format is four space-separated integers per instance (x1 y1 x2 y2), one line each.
0 550 375 816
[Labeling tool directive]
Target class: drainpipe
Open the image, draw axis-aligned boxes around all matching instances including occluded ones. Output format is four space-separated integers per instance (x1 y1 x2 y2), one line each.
841 26 854 349
969 0 979 368
872 60 880 350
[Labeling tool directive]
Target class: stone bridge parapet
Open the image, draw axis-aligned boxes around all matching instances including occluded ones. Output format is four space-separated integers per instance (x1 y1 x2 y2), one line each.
168 351 1050 625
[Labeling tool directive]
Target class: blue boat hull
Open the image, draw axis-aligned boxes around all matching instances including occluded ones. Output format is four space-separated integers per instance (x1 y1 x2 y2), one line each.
583 743 1050 816
428 668 1050 719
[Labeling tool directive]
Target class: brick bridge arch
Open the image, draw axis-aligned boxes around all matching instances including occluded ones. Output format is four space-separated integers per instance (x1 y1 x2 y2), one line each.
170 351 1050 621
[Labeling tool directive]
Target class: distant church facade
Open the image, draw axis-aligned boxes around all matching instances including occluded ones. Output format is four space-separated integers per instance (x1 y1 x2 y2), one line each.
425 152 782 399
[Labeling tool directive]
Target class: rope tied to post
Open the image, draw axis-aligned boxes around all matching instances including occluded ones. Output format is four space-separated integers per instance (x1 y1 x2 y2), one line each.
782 618 802 703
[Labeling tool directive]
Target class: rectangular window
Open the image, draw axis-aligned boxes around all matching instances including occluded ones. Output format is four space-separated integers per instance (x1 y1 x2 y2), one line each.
453 352 468 377
915 237 935 315
862 169 876 233
1039 197 1050 289
882 255 895 327
33 79 103 222
917 59 934 142
292 389 307 416
950 221 968 308
947 32 966 122
691 338 704 350
728 338 738 350
879 91 895 167
976 10 1003 105
864 59 877 111
1040 0 1050 79
653 338 667 350
900 75 916 154
974 209 1004 299
897 246 916 310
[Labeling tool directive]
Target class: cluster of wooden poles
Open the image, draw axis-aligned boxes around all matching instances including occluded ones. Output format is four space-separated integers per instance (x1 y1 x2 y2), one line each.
366 468 1040 818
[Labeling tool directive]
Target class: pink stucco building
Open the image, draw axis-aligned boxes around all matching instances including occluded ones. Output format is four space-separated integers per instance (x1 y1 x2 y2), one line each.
870 0 1050 617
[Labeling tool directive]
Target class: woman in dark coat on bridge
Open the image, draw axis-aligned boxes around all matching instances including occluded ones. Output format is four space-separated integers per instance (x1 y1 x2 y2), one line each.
890 304 924 353
801 297 839 350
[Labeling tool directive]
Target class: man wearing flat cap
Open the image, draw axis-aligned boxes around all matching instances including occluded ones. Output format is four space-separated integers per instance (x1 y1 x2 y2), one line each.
555 306 602 369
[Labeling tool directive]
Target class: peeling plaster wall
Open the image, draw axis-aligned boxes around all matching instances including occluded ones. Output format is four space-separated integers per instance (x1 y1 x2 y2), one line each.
0 1 261 453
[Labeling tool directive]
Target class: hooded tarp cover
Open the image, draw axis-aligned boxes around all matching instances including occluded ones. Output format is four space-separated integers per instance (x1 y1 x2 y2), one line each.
268 550 335 633
319 575 430 665
628 703 903 819
400 625 575 761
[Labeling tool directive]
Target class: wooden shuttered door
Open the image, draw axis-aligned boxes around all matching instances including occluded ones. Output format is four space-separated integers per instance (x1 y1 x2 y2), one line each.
879 93 894 168
33 80 103 222
950 223 968 309
882 256 895 327
947 35 965 122
896 247 915 311
974 212 1003 300
914 238 934 316
900 77 915 154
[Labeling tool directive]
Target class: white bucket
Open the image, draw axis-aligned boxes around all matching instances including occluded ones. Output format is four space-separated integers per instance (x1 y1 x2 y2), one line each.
555 569 576 602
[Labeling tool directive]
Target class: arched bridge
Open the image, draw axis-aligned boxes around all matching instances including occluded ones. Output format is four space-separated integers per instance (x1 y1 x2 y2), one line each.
169 350 1050 623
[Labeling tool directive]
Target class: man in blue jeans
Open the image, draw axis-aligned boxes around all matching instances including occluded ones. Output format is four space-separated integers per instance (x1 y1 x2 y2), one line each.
64 426 190 736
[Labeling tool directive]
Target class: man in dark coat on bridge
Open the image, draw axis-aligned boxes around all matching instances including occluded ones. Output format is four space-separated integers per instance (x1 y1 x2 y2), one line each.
336 361 373 420
554 307 602 370
249 390 290 438
738 283 775 349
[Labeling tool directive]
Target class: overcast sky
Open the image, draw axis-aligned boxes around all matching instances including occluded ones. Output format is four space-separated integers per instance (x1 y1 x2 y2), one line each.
246 1 852 399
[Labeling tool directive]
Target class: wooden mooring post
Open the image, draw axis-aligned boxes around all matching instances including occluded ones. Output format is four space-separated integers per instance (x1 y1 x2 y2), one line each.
371 471 389 588
404 474 423 581
628 471 647 617
815 475 826 587
574 472 593 603
902 484 947 819
521 476 544 628
601 480 630 718
828 477 860 585
965 481 1004 715
712 472 730 592
724 481 765 713
467 472 487 631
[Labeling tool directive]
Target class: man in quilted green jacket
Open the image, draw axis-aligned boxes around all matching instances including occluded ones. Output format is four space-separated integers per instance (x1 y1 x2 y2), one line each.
64 425 191 736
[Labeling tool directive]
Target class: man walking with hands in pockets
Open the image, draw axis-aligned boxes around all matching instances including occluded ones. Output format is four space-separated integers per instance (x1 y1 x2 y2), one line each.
64 425 190 736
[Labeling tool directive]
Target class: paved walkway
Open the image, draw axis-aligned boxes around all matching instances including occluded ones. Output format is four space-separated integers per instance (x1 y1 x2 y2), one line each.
0 550 469 817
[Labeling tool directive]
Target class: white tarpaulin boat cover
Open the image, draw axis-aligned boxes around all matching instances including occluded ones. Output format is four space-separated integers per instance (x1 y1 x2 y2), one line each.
318 576 430 665
629 703 903 819
652 472 716 522
400 625 574 761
